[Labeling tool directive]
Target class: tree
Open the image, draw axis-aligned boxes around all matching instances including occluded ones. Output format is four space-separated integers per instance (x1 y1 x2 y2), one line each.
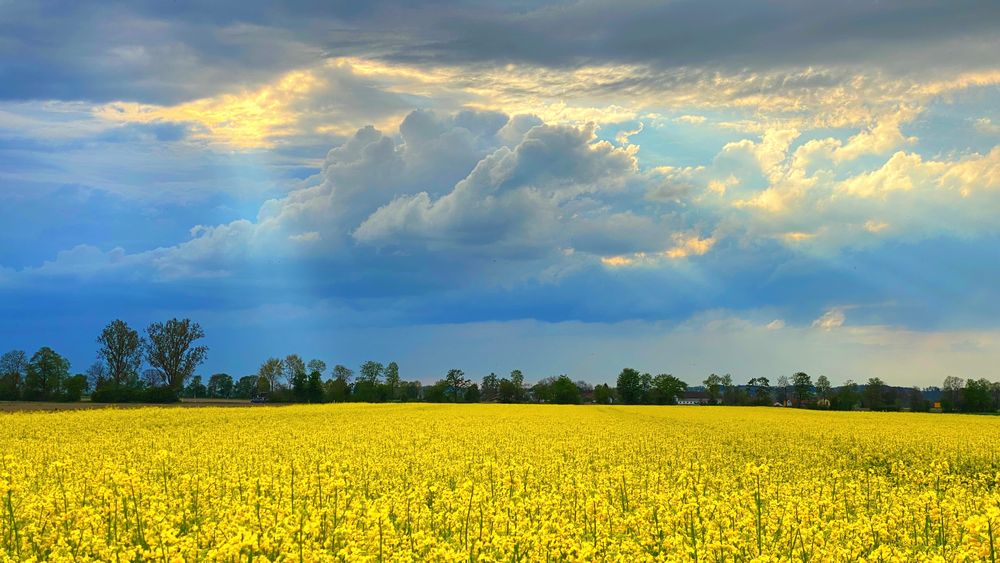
775 375 790 406
307 359 327 376
616 368 645 404
510 370 525 402
424 380 449 402
353 361 385 402
143 368 165 387
257 357 284 393
720 374 737 405
962 378 994 412
463 383 481 403
941 376 965 412
399 380 421 402
594 383 614 405
307 369 324 403
285 352 306 378
85 362 107 392
747 377 771 406
333 364 353 383
445 369 470 401
326 365 353 402
207 373 234 398
145 318 208 390
908 386 929 412
23 347 70 401
97 319 144 387
498 378 517 403
594 383 613 404
185 375 207 399
832 379 860 410
481 373 500 402
651 374 687 405
549 375 582 404
63 374 87 402
324 377 350 402
0 349 27 400
233 375 258 399
286 354 307 400
384 361 400 399
704 373 723 404
864 377 885 410
792 372 813 406
815 375 832 401
359 361 384 384
531 377 556 402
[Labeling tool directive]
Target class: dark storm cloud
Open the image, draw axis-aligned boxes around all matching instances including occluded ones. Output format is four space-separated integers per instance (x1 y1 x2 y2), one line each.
408 0 1000 70
3 0 997 104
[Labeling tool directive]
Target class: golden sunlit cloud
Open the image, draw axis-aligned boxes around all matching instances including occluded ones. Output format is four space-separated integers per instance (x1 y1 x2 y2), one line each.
600 255 637 267
88 55 1000 151
96 70 323 148
781 232 817 242
601 234 715 267
663 234 716 258
812 307 846 330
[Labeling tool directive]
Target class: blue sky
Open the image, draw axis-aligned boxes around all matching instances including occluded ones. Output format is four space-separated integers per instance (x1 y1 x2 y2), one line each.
1 1 999 386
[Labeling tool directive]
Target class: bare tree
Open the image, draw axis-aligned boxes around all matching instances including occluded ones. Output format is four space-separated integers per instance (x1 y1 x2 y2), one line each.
144 319 208 389
97 319 144 387
257 357 284 392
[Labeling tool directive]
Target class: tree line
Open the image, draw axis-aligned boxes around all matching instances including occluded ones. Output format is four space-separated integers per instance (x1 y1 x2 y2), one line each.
617 370 1000 413
0 318 206 403
2 319 998 412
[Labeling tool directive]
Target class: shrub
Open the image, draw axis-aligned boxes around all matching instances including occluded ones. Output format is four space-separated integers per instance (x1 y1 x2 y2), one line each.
90 384 179 403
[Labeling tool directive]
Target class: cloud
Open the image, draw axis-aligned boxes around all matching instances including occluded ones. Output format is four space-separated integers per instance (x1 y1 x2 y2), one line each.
91 61 464 148
6 1 997 108
353 121 639 255
976 117 1000 135
600 233 716 267
10 105 1000 294
697 115 1000 253
387 1 1000 74
812 307 846 330
6 111 664 284
6 104 1000 347
0 4 323 104
674 115 707 125
289 231 320 243
832 106 919 162
614 122 644 145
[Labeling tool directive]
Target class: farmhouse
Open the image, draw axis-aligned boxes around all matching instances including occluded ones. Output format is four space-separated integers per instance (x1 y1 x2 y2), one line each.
677 391 714 405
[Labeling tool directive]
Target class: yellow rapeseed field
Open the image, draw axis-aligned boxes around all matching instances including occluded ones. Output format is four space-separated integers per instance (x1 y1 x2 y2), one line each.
1 404 999 561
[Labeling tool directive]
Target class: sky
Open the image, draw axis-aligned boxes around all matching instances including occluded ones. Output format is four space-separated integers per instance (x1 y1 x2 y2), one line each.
1 1 999 387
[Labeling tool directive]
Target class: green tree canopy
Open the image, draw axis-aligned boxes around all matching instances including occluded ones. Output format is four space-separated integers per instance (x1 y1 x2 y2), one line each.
359 361 384 384
792 372 813 406
24 347 70 401
616 368 645 404
333 364 353 382
651 374 687 405
549 375 582 404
